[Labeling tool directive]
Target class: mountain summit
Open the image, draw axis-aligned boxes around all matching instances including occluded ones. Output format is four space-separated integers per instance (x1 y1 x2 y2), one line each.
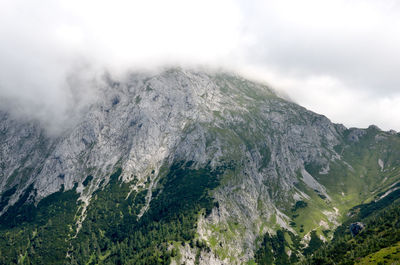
1 68 399 264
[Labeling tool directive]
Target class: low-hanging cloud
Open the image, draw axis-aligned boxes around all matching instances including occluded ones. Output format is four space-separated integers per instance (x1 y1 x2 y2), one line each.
0 0 399 132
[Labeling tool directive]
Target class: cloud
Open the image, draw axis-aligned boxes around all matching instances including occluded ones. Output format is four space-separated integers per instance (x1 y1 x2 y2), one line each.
239 66 400 131
239 0 400 92
234 0 400 130
0 0 399 131
0 0 241 133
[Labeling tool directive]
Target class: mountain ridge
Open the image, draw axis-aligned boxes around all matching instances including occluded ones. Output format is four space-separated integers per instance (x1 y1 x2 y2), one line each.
0 68 399 264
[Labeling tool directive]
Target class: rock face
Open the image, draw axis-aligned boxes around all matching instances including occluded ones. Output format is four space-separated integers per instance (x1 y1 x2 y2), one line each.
0 69 340 210
350 222 365 237
1 68 400 264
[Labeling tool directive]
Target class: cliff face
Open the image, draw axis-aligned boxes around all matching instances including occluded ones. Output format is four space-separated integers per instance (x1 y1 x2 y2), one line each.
1 68 399 264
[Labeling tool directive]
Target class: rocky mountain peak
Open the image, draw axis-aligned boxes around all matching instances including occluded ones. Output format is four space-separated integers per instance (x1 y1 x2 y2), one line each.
1 68 399 264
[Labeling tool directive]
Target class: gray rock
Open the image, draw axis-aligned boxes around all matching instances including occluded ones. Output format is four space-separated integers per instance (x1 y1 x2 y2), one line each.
0 68 384 263
347 128 366 142
350 222 365 237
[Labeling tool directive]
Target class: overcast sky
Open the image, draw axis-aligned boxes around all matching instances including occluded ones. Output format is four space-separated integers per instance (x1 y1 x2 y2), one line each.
0 0 399 132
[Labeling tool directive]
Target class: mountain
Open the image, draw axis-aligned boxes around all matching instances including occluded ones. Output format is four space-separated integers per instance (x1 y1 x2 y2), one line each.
305 185 400 265
0 68 399 264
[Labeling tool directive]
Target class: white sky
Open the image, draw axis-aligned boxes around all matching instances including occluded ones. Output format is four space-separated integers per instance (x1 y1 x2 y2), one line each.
0 0 399 131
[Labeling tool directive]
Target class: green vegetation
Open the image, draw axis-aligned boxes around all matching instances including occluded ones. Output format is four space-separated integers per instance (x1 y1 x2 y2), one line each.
82 175 93 187
0 185 80 264
355 241 400 265
320 128 400 213
253 130 400 265
135 95 141 104
68 162 224 264
303 231 324 256
288 176 334 236
292 200 308 212
304 191 400 265
0 185 17 212
1 113 400 264
255 229 302 265
0 161 225 264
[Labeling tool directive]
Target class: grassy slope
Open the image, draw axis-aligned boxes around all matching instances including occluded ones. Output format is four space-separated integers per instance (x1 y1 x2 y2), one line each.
355 241 400 265
304 186 400 265
288 128 400 239
250 129 400 264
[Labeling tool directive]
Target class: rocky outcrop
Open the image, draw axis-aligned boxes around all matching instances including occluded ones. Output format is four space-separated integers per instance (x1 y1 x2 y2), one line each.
350 222 365 237
1 68 399 264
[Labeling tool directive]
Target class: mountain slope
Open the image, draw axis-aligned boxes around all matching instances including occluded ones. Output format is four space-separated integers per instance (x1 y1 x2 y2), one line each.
0 68 399 264
304 182 400 265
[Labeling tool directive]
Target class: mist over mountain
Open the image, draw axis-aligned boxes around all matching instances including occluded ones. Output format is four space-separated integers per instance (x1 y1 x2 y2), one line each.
1 0 400 131
1 1 400 264
0 68 399 264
